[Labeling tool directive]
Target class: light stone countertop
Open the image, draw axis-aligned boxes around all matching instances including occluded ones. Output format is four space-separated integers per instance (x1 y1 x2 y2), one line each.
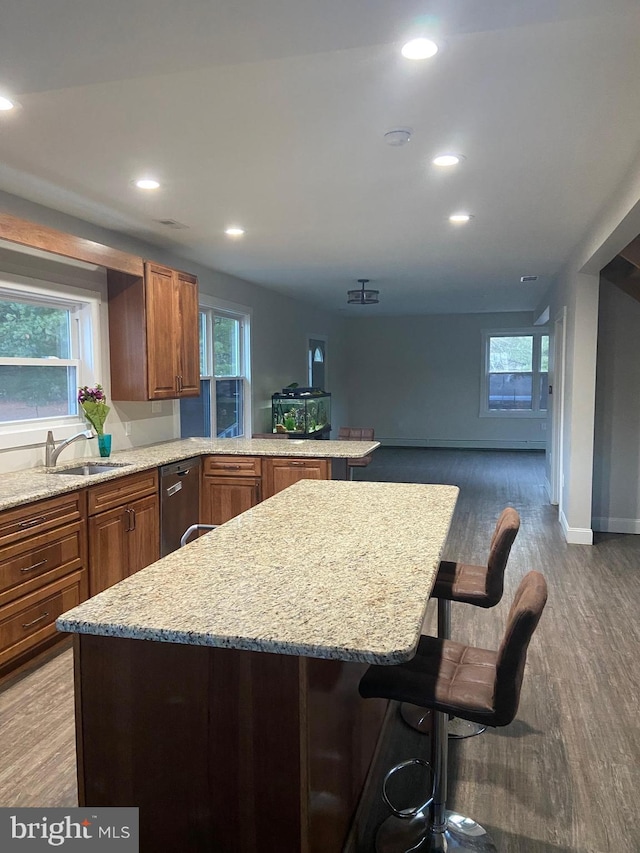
0 437 379 513
57 479 459 664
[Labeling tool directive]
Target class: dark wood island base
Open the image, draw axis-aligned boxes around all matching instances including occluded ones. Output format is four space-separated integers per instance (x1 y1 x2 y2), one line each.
74 634 387 853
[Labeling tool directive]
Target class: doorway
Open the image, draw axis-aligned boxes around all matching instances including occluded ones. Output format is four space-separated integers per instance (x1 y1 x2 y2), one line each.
308 336 327 389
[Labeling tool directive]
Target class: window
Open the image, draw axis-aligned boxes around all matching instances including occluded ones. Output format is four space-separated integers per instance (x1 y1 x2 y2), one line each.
481 329 549 417
0 276 100 444
180 299 251 438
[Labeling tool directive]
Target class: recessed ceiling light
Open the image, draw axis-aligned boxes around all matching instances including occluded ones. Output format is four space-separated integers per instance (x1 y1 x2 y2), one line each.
135 178 160 190
449 213 473 224
401 38 439 60
0 96 15 111
433 154 463 167
520 275 539 282
224 227 245 237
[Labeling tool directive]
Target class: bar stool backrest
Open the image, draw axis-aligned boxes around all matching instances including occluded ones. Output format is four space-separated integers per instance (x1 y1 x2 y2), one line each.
485 507 521 605
494 570 548 726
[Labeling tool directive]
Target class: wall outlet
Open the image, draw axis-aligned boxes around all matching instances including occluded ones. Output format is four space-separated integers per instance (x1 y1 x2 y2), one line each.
124 422 131 436
151 401 162 414
540 422 547 431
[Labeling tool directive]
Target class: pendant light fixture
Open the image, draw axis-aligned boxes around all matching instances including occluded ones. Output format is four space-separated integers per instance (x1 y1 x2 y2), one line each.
347 279 379 305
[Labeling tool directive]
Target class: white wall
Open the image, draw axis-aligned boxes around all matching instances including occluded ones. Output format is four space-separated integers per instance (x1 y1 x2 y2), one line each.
592 281 640 532
344 312 546 449
0 191 347 473
537 148 640 543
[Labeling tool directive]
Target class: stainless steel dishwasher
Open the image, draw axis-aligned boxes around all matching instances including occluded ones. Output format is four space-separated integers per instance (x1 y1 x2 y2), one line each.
160 456 201 556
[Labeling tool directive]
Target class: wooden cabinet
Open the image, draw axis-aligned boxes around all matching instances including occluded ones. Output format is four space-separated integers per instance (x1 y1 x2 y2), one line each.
0 491 88 676
262 457 330 500
201 456 262 525
107 262 199 401
88 471 159 596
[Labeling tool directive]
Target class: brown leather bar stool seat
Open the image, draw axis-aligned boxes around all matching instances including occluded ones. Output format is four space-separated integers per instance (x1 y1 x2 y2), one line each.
359 570 548 853
402 506 520 739
338 426 375 478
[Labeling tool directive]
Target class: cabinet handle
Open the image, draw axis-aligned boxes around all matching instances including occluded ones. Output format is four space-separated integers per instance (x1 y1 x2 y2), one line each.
221 464 241 470
290 461 306 467
124 507 133 532
255 484 260 502
22 611 50 630
18 516 46 529
176 375 183 394
20 559 48 574
129 507 136 532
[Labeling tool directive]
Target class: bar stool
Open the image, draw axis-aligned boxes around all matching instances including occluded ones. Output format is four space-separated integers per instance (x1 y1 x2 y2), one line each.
360 570 547 853
401 507 520 739
338 426 375 479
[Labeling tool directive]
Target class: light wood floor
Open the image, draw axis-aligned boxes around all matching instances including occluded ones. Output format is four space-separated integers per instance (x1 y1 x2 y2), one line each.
1 449 638 853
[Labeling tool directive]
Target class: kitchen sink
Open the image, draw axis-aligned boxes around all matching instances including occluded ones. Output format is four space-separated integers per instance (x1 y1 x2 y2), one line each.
52 462 131 476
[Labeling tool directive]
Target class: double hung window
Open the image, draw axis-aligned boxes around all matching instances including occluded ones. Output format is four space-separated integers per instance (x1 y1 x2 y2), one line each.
180 300 251 438
0 277 100 443
481 329 549 417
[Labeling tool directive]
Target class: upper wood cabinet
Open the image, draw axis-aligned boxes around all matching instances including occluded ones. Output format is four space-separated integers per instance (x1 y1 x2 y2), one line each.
107 262 200 401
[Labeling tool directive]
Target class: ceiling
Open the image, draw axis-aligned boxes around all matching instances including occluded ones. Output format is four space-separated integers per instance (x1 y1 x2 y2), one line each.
0 0 639 316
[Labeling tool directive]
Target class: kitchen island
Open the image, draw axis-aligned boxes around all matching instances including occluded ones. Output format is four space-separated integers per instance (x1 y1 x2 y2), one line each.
57 479 459 853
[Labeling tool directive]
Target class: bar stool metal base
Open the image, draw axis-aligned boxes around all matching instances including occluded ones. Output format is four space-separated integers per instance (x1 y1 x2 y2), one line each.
375 809 497 853
400 704 487 739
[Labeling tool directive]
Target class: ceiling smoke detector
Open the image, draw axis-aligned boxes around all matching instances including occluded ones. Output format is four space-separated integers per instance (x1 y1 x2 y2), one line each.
347 279 380 305
384 128 412 147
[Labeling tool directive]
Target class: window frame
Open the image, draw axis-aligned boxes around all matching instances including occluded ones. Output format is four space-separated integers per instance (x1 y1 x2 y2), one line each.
480 327 549 419
195 295 251 439
0 273 103 449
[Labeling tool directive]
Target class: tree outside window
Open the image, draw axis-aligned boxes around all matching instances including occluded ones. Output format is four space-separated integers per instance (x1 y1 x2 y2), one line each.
0 297 78 423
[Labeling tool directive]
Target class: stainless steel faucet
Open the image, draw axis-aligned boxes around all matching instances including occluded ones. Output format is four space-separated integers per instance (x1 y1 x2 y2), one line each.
45 429 95 467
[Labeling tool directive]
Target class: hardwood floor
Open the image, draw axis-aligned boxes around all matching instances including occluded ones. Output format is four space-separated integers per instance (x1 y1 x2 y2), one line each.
0 640 76 808
1 448 638 853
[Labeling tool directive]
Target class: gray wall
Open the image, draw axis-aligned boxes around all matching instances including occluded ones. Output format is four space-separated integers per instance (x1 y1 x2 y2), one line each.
344 312 546 449
592 281 640 532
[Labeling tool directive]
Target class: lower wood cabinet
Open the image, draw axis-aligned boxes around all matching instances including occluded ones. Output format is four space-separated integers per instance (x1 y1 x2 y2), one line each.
88 471 159 596
201 456 261 525
262 457 330 499
0 490 88 677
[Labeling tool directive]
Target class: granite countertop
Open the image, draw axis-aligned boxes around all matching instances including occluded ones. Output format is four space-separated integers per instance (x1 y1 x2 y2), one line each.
0 436 380 512
57 479 459 664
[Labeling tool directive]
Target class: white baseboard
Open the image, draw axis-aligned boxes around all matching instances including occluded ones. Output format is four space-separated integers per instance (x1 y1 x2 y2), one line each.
592 517 640 534
378 438 546 451
560 510 593 545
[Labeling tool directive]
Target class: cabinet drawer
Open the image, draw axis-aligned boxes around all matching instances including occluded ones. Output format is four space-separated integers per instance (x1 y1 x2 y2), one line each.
203 456 262 477
0 570 87 668
0 491 85 550
0 520 85 607
88 469 159 516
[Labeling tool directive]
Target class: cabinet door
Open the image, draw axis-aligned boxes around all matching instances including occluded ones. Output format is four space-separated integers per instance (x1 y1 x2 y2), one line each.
176 271 200 396
145 263 179 399
127 494 160 576
88 507 127 595
201 477 261 525
263 458 330 499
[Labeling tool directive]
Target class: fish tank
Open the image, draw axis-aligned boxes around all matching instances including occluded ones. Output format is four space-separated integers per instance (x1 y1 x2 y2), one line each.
271 388 331 438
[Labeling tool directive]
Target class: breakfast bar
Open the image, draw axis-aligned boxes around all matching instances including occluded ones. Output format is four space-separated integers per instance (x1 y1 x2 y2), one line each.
57 480 459 853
